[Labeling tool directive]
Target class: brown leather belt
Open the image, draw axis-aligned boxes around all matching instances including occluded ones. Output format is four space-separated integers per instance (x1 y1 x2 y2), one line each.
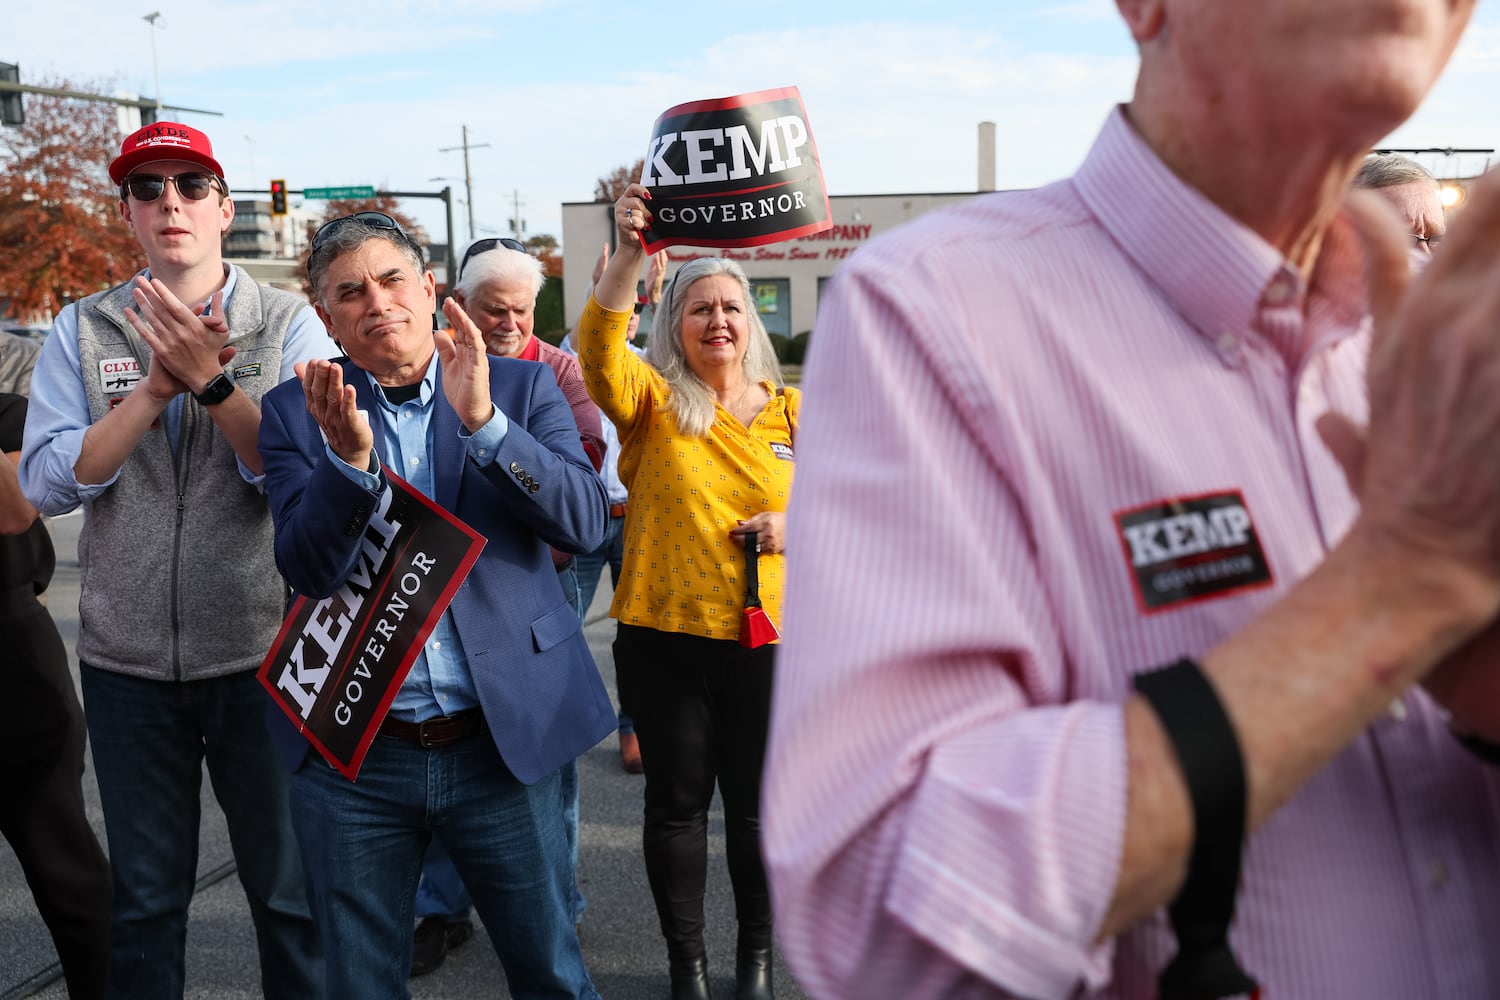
609 502 628 519
379 709 483 748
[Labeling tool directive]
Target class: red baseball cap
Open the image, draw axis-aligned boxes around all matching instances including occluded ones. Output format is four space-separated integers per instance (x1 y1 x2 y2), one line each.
109 122 226 185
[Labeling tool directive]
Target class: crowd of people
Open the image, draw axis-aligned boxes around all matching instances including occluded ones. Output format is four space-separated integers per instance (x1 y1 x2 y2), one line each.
8 2 1500 999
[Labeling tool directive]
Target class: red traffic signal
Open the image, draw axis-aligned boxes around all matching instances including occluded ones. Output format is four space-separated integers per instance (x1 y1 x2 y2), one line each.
270 179 288 216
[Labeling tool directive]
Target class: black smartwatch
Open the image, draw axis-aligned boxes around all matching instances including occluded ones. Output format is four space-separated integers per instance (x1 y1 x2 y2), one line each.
194 373 235 407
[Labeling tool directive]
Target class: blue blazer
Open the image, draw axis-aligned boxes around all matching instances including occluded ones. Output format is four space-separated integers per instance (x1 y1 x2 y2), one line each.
258 354 615 784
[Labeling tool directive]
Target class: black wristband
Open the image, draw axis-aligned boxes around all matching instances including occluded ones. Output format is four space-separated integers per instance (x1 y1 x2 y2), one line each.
1452 726 1500 766
1133 659 1259 1000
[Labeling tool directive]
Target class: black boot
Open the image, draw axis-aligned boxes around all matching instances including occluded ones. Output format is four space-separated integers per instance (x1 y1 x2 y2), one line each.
734 947 774 1000
670 956 712 1000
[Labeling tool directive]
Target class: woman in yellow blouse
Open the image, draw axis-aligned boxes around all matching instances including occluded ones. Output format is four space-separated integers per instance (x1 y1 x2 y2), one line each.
578 183 796 1000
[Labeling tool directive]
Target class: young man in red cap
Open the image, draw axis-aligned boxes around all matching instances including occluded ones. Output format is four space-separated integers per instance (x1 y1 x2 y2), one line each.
19 121 335 999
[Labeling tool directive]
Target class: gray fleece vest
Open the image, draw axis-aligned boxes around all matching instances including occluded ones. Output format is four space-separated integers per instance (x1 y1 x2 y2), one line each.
74 267 306 681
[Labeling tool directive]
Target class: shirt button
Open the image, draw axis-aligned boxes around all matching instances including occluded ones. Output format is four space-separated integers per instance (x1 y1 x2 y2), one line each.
1264 275 1295 306
410 457 421 467
431 640 442 651
1388 697 1407 722
440 694 449 703
477 449 488 457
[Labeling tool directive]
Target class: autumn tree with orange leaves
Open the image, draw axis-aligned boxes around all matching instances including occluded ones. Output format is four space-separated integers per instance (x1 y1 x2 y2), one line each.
594 158 645 203
0 81 142 323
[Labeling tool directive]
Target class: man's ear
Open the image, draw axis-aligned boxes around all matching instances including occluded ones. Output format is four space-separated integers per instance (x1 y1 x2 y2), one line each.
314 301 335 334
219 191 235 234
1116 0 1166 43
451 288 466 308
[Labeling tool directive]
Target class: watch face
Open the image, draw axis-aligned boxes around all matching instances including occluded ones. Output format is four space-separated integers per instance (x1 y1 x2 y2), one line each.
196 374 234 406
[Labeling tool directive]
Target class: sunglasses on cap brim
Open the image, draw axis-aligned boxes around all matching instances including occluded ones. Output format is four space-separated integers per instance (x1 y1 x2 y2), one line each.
121 172 222 203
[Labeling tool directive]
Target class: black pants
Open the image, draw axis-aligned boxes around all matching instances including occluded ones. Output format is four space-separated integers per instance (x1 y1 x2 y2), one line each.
614 625 776 964
0 590 112 999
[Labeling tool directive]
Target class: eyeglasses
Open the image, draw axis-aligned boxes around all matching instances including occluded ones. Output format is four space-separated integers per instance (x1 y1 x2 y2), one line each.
458 237 530 278
122 172 221 203
311 211 408 252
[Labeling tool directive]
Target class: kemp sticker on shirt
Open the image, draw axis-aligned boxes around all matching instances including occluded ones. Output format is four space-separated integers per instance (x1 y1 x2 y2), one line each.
1114 490 1273 613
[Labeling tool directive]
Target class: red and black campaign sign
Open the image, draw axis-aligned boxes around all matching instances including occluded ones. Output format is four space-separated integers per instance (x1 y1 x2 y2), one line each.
1114 490 1274 614
257 471 486 780
636 86 832 254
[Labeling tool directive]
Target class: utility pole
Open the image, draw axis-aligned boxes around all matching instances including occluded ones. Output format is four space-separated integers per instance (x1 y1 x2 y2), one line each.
438 125 491 243
142 12 164 115
510 189 527 240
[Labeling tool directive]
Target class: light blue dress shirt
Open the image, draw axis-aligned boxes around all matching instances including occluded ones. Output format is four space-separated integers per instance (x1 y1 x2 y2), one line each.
327 353 509 722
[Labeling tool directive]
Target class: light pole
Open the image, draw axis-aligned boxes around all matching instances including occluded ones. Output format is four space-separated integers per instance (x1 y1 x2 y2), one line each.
142 12 164 115
438 125 490 243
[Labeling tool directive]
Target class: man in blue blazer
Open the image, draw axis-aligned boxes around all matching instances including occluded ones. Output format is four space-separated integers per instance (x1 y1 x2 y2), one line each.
257 212 613 1000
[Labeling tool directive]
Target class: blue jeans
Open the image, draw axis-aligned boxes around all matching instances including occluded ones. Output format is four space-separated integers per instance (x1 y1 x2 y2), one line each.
79 664 322 1000
415 760 585 925
573 515 633 737
415 559 588 928
292 732 597 999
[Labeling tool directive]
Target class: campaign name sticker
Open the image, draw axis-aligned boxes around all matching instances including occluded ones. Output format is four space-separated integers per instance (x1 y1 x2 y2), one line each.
99 356 141 393
770 441 794 462
1114 490 1273 613
636 86 832 254
232 363 262 379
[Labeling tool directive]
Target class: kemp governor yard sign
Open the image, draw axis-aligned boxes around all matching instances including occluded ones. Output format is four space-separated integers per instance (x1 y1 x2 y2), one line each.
258 472 485 780
636 86 832 254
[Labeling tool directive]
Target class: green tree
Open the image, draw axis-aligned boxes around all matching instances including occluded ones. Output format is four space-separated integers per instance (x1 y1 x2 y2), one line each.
0 80 142 322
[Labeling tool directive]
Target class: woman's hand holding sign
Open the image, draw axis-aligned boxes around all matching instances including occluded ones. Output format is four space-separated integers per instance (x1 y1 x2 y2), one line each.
594 184 653 314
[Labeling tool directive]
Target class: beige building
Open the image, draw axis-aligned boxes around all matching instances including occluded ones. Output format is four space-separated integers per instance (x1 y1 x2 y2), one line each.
561 191 981 341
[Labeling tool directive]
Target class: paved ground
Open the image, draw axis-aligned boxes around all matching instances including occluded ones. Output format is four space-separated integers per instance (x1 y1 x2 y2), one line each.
1 510 807 999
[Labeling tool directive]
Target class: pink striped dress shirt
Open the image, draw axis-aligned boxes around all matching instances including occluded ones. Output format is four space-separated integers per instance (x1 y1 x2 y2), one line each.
764 107 1500 1000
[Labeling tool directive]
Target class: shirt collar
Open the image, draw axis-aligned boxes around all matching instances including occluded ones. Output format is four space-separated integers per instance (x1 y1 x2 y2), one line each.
517 335 541 362
1073 107 1343 366
363 351 438 414
139 262 237 316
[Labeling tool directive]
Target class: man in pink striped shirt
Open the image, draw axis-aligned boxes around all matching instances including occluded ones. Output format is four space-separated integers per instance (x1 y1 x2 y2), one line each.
765 2 1500 998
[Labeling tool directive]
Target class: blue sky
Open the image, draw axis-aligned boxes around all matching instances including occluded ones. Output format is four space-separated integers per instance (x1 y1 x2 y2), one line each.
9 1 1500 247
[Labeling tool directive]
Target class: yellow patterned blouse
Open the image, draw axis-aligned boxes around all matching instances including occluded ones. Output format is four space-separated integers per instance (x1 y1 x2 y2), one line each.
577 295 798 641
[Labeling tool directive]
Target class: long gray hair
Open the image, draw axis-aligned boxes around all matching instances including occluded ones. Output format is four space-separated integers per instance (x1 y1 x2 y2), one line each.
646 257 783 438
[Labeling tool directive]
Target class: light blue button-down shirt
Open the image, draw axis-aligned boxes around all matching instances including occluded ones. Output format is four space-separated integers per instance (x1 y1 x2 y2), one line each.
328 353 509 722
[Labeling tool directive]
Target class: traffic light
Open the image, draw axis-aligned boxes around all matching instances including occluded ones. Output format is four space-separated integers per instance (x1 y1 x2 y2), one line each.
0 63 23 128
270 179 288 217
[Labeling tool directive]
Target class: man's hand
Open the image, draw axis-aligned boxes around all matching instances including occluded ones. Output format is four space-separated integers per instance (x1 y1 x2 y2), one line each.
1318 171 1500 732
437 298 495 433
295 358 373 470
126 277 231 395
647 249 669 304
591 243 610 288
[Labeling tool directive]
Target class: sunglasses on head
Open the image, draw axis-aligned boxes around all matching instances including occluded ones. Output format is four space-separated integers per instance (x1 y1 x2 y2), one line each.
311 211 410 252
458 237 530 278
122 171 221 203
